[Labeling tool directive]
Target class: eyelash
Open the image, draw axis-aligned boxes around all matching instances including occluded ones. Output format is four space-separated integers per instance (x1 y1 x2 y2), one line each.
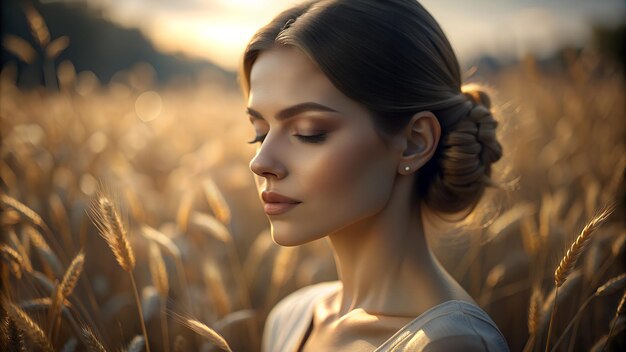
247 133 327 145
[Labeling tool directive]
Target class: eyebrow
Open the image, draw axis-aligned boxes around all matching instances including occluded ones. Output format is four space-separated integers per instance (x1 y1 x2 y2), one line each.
246 102 340 121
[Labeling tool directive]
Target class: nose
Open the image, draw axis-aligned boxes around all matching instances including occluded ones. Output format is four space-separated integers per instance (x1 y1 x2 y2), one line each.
249 136 287 180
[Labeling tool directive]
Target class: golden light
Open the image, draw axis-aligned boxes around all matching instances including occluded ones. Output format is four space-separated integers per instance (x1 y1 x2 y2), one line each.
135 91 162 122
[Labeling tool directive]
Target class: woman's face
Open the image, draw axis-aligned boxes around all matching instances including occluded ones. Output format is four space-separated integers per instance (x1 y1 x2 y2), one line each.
247 46 402 246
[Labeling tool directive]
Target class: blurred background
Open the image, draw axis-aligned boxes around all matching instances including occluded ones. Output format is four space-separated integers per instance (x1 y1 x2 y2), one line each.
1 0 625 351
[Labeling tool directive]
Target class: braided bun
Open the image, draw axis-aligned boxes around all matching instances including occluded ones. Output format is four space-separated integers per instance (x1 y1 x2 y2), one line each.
424 89 503 215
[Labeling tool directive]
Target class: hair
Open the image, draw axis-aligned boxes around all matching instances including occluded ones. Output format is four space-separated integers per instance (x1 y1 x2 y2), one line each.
238 0 504 219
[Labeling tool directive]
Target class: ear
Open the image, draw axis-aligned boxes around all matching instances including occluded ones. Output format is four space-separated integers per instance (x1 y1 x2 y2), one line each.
397 111 441 175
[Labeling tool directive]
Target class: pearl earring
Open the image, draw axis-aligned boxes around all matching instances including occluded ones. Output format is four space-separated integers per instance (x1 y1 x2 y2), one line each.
404 166 410 172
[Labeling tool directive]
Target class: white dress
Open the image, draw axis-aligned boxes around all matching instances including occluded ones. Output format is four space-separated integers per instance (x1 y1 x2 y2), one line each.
262 281 510 352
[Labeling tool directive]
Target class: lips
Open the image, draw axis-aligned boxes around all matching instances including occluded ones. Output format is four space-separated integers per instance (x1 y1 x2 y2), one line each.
261 191 301 204
261 191 301 215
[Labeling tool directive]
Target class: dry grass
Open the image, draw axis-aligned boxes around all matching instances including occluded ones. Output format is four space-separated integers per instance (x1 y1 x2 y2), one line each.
0 8 624 351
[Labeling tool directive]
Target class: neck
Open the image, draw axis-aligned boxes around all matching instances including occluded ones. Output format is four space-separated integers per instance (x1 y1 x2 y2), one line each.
326 175 452 318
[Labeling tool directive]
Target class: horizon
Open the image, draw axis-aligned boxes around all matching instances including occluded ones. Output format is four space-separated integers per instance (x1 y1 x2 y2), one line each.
40 0 626 72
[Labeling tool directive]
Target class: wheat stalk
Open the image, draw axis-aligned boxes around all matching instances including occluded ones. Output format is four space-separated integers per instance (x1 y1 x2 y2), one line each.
1 194 51 235
520 215 540 257
551 273 626 351
1 208 21 226
48 192 75 253
142 225 180 258
82 326 106 352
215 309 256 331
2 194 68 266
149 243 169 297
596 273 626 297
203 262 230 317
184 318 233 352
555 203 616 287
26 225 64 277
23 3 50 48
49 250 85 339
545 202 616 352
149 242 170 352
528 286 542 336
176 189 195 233
19 297 68 310
522 285 543 352
59 250 85 301
89 196 135 272
1 299 54 352
602 289 626 351
202 177 231 224
190 212 232 243
88 193 149 352
7 229 32 273
192 209 256 343
1 244 24 279
142 225 193 315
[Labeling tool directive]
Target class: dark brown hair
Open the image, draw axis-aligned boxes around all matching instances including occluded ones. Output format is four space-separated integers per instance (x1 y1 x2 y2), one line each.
238 0 503 218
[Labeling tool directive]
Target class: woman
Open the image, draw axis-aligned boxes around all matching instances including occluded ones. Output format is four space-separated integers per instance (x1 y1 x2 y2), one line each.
238 0 510 351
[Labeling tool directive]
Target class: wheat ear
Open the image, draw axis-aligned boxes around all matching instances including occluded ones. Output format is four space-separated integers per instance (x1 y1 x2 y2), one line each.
90 196 135 272
142 225 193 316
1 244 24 279
522 285 542 352
58 250 85 299
1 194 51 235
7 229 32 273
4 317 28 352
3 200 67 277
82 326 106 352
49 250 85 340
555 203 616 286
184 318 233 352
0 194 67 262
88 194 149 352
545 202 616 352
551 273 626 351
1 299 54 352
528 286 542 336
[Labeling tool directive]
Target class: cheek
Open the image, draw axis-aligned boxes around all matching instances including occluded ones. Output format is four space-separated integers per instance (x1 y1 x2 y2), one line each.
301 130 395 214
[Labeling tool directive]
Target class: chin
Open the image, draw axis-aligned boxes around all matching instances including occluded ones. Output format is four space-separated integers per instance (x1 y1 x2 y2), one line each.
270 222 324 247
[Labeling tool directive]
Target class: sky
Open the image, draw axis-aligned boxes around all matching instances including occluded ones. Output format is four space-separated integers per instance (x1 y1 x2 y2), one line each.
47 0 626 71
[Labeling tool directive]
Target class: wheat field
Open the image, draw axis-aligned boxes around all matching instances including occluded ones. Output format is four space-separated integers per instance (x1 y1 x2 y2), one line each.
1 8 626 352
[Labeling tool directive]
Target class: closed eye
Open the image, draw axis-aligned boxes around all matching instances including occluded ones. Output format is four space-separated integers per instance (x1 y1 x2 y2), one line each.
247 133 327 145
295 133 327 143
